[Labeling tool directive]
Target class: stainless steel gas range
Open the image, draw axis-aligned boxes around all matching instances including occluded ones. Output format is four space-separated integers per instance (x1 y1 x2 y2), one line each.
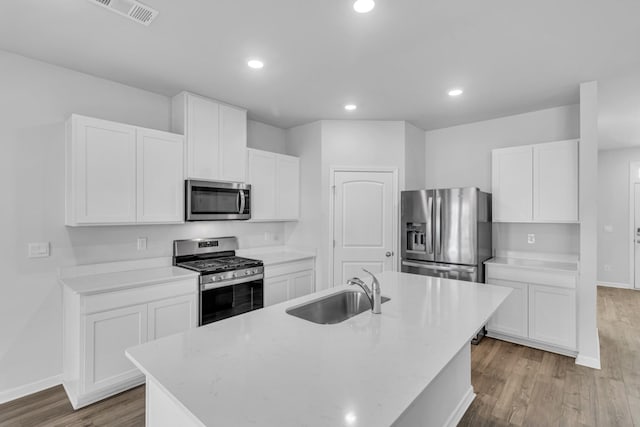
173 237 264 326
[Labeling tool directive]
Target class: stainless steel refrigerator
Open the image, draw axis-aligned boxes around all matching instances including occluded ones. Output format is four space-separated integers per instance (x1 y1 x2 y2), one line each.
401 187 492 283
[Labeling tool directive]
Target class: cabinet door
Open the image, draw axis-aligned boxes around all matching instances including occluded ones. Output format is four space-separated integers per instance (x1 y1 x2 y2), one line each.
83 304 147 393
148 294 197 341
264 277 289 307
533 140 579 222
528 284 576 349
291 270 315 298
277 156 300 220
219 104 247 182
136 129 184 223
486 279 528 338
186 94 220 180
247 149 277 220
71 116 137 224
492 146 533 222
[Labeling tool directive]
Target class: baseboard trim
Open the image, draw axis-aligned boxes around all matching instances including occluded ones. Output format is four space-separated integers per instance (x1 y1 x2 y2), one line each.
598 281 632 289
486 331 577 358
444 386 475 427
576 329 601 370
64 375 145 409
0 375 62 404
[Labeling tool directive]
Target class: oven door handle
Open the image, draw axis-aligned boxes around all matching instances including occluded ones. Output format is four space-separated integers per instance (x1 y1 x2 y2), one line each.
201 274 264 291
239 191 246 214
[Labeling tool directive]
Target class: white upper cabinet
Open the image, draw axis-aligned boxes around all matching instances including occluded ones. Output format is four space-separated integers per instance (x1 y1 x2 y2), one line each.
246 149 300 221
247 149 278 219
136 128 184 223
184 94 220 180
66 114 184 226
219 104 247 182
172 92 247 182
66 115 137 225
533 140 579 222
277 155 300 220
492 139 579 223
492 146 533 222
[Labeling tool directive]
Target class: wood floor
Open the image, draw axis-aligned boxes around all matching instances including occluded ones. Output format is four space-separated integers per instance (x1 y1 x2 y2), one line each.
460 286 640 427
0 286 638 427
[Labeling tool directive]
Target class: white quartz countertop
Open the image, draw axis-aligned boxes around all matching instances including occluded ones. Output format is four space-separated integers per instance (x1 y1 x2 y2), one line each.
126 271 510 427
484 257 579 272
236 246 315 266
59 266 199 295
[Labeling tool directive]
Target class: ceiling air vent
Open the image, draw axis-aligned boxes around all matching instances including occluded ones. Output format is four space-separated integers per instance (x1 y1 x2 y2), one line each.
87 0 159 26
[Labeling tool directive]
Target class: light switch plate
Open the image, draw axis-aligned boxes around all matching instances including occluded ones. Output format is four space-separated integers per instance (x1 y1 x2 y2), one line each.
527 234 536 244
137 237 148 251
28 242 50 258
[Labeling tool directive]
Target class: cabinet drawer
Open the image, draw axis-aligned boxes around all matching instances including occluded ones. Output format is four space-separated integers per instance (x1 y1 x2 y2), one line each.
83 279 197 314
264 258 315 278
486 265 576 289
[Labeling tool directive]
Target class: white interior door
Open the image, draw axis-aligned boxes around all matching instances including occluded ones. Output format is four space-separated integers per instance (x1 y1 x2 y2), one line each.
332 170 396 286
634 184 640 289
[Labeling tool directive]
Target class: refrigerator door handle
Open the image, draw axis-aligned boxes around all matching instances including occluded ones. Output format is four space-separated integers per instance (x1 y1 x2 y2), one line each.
426 196 433 254
435 195 442 256
402 261 475 273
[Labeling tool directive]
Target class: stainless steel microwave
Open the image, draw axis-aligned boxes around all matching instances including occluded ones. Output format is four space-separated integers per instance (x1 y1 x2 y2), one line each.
185 180 251 221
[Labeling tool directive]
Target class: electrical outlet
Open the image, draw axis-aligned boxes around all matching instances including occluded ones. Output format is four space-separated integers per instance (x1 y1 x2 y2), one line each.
137 237 147 251
603 225 613 233
604 264 612 272
28 242 50 258
527 234 536 244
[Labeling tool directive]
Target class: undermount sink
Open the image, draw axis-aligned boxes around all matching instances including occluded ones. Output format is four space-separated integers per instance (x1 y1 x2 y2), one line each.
286 290 390 325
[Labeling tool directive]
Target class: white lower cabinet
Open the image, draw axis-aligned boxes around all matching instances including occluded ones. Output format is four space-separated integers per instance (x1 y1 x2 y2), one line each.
62 278 197 409
83 304 148 395
265 276 290 306
528 284 576 349
148 294 197 341
485 263 577 355
486 279 528 339
264 258 315 306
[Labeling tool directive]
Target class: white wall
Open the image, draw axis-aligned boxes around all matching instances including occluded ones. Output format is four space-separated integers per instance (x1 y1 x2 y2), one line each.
598 148 640 286
494 223 579 256
0 51 286 399
284 122 323 285
424 105 580 192
404 122 426 190
247 120 287 154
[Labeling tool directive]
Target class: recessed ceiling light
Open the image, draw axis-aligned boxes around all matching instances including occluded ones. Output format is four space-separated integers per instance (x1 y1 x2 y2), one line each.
344 104 357 111
353 0 375 13
448 88 464 97
247 59 264 69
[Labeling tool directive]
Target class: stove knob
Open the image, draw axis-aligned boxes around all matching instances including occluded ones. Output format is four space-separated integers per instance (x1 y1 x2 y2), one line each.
232 272 237 278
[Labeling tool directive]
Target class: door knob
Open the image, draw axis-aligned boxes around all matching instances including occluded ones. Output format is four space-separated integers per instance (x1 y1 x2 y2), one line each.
385 251 394 257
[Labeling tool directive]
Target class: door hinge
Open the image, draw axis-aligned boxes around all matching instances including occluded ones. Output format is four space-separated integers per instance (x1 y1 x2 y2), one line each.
333 239 336 248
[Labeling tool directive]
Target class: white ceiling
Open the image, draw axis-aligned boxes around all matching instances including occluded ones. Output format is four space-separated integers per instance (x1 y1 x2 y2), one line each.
1 0 640 130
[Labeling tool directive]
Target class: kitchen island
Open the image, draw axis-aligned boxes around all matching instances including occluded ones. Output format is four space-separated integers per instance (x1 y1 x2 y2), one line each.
126 271 510 427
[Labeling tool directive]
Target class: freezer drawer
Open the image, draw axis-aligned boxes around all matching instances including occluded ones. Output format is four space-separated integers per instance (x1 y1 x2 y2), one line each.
401 260 479 282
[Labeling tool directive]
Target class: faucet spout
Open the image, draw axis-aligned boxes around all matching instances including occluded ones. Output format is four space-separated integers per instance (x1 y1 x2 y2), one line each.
347 269 382 314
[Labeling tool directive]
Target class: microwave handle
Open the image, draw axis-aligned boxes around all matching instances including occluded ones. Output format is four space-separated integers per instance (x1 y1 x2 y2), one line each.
239 191 246 214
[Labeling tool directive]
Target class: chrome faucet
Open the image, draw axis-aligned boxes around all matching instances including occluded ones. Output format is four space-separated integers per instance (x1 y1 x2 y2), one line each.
347 269 382 314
